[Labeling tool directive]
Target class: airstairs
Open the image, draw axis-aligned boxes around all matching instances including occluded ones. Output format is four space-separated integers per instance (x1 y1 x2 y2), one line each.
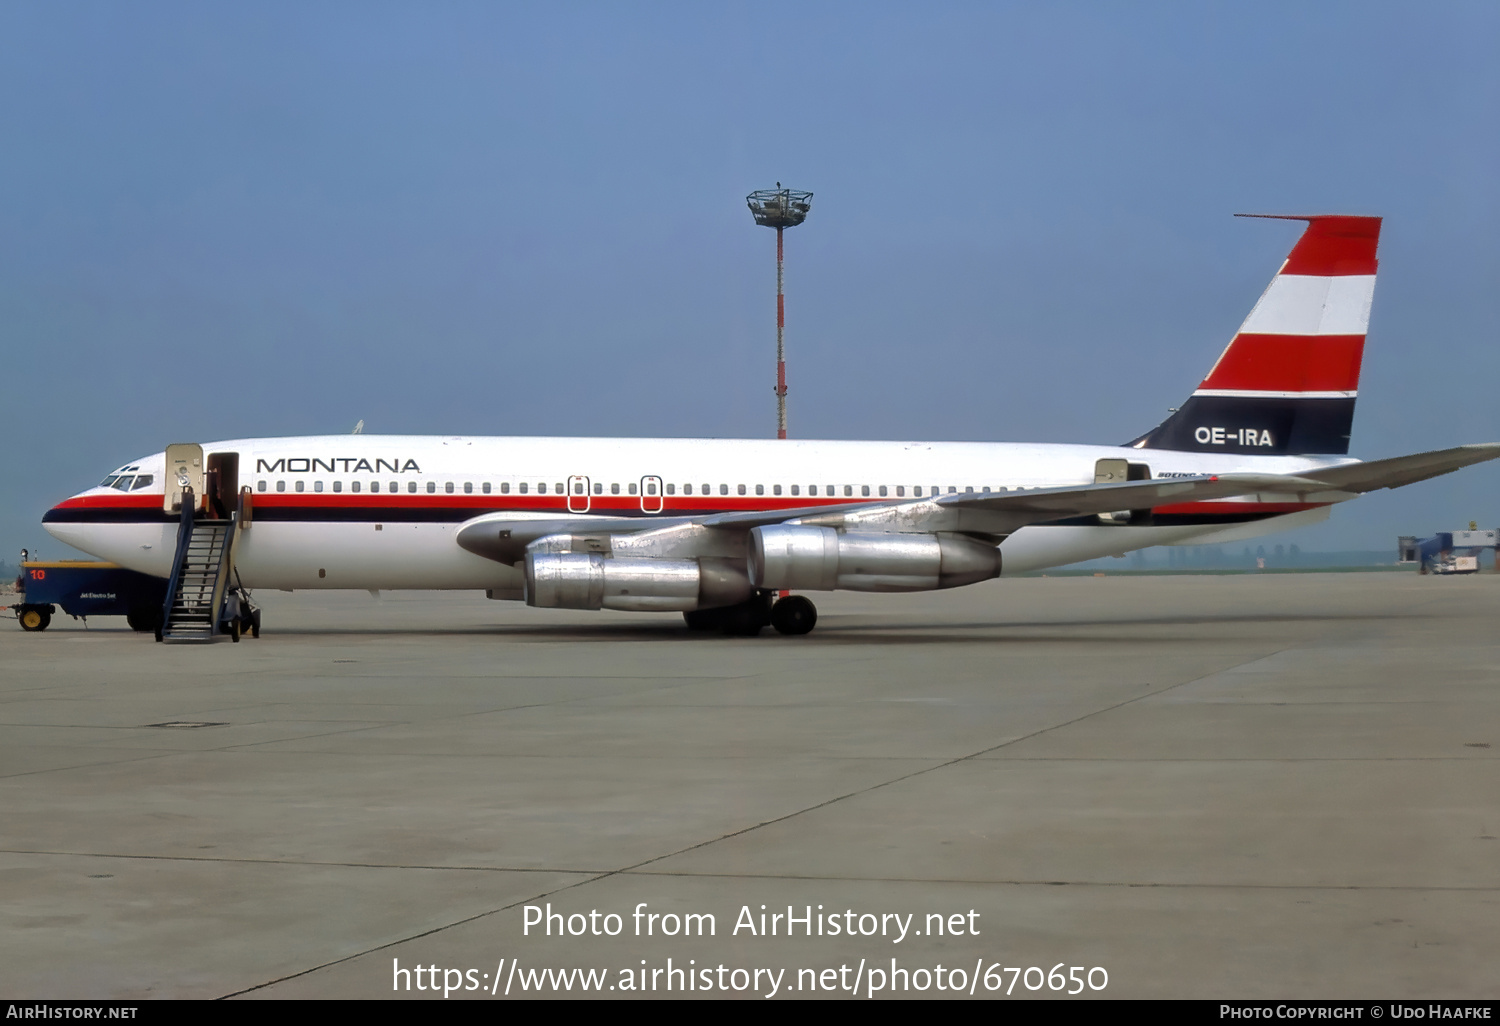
156 488 254 642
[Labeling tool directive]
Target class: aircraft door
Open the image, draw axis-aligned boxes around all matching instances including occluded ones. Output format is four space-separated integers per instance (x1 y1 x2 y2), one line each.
640 475 663 514
1094 458 1152 524
206 452 239 519
1094 458 1129 485
567 475 591 514
164 443 205 513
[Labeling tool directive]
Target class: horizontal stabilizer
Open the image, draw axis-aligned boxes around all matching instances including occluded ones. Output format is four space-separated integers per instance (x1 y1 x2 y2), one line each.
1297 443 1500 493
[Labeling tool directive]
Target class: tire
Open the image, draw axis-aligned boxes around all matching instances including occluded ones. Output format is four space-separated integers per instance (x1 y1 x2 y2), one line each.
19 607 47 632
683 608 724 632
228 618 241 642
127 606 163 633
719 597 771 637
250 611 261 639
770 595 818 636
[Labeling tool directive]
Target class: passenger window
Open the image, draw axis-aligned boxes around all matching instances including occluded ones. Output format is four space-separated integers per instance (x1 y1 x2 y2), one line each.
131 475 154 490
913 486 922 497
878 485 886 497
389 481 398 492
314 481 324 493
538 483 547 494
481 482 490 494
611 483 620 494
701 483 710 494
755 484 764 496
257 480 267 492
683 484 692 495
592 482 602 494
295 480 305 493
369 482 380 493
826 486 834 496
719 484 728 496
791 485 799 496
276 480 286 492
519 482 528 494
444 481 455 494
666 483 676 495
965 485 974 493
333 481 343 493
896 486 904 497
352 481 362 493
412 481 421 494
647 482 657 495
555 483 563 493
773 484 782 496
464 482 473 494
629 483 638 495
500 482 510 494
737 484 746 496
861 485 870 497
427 481 437 494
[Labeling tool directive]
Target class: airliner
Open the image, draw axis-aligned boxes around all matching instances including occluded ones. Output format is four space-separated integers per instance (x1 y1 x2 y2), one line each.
42 215 1499 635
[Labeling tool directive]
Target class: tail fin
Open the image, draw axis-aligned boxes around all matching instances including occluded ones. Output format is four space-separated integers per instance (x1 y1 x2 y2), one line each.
1131 214 1381 455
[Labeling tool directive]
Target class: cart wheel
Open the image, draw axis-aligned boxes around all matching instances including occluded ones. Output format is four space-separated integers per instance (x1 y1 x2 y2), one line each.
19 607 48 632
126 606 163 633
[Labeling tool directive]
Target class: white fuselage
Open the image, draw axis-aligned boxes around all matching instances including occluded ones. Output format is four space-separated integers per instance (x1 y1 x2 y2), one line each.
44 434 1352 594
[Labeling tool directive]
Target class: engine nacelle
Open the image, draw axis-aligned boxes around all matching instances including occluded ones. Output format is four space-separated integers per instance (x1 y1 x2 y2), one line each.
747 526 1000 592
525 552 752 612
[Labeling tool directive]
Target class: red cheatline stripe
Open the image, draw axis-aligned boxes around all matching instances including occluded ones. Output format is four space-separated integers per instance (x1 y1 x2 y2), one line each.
1199 334 1364 392
52 493 873 515
53 493 162 510
1281 216 1381 276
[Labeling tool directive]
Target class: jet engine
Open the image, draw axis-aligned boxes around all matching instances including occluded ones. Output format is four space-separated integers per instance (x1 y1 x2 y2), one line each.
524 552 753 612
747 525 1000 592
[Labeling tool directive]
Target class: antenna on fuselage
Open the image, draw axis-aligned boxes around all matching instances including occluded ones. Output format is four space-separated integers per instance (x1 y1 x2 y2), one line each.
351 420 364 434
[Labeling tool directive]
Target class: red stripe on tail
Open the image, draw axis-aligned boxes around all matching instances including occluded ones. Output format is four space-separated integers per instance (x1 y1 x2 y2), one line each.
1198 334 1365 393
1279 215 1381 276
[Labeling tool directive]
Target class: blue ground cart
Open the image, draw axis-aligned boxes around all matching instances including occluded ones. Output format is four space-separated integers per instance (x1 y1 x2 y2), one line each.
10 561 169 632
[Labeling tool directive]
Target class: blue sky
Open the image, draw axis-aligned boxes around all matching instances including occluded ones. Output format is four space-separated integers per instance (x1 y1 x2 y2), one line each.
3 1 1497 557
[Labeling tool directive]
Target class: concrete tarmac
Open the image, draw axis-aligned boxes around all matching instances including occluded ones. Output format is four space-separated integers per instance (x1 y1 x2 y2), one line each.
1 574 1496 1000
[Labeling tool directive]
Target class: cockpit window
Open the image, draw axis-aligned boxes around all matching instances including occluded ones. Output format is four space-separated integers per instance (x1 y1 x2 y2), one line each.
99 475 121 488
110 476 135 491
130 475 154 490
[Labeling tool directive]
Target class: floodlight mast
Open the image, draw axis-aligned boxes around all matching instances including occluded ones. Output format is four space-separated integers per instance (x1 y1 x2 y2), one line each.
746 184 812 439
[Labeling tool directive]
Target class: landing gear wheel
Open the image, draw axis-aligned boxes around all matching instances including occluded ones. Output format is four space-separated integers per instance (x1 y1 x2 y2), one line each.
250 611 261 638
228 618 241 642
720 591 773 637
770 595 817 636
683 608 724 632
18 607 49 632
720 604 764 636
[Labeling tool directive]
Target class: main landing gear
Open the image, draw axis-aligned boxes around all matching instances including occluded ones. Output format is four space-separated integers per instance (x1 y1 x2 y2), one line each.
683 592 818 637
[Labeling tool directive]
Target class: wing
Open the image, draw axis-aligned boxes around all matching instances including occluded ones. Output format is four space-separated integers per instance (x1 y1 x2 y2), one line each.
455 473 1320 561
455 446 1500 563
